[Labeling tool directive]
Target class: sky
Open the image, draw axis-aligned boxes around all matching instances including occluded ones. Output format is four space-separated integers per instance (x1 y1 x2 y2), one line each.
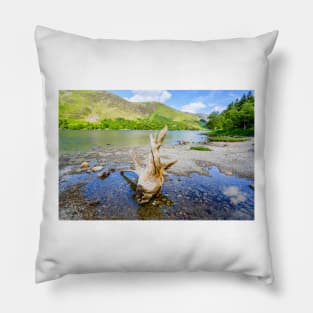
109 90 253 115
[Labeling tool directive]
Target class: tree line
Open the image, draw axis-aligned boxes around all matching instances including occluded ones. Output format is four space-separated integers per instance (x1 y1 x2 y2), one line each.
207 92 254 136
59 115 202 130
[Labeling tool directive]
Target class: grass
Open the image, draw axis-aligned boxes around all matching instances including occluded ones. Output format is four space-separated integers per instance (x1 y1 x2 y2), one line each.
190 146 212 151
207 128 254 137
202 129 252 142
208 136 248 142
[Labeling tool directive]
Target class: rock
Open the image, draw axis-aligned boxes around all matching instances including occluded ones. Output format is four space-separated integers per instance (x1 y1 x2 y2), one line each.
98 171 110 179
92 166 103 172
80 161 89 168
88 200 100 206
74 168 88 174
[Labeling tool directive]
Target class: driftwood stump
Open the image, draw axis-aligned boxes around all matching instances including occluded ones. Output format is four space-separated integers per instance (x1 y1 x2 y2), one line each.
126 126 177 203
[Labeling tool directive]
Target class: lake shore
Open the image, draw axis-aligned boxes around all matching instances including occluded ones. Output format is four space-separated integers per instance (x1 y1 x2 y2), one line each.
60 139 254 179
59 139 254 220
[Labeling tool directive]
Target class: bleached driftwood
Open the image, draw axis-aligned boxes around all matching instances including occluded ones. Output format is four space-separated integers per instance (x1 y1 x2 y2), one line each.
122 125 177 203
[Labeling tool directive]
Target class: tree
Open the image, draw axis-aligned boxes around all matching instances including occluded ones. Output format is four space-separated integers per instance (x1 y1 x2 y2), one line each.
206 92 254 134
207 111 220 129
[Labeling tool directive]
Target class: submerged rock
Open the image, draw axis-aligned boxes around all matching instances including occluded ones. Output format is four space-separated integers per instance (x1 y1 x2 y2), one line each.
98 171 111 179
74 168 88 174
92 166 103 172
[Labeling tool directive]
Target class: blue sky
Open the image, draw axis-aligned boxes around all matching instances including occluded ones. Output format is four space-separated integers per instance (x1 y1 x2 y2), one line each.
109 90 253 114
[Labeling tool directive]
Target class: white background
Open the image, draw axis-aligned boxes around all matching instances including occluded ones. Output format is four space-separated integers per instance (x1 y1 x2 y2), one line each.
0 0 312 312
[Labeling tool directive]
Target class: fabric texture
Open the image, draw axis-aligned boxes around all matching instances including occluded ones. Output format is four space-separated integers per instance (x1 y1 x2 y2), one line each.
35 26 278 283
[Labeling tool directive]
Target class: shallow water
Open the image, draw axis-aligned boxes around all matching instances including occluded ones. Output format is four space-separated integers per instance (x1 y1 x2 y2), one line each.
59 129 207 154
59 166 254 220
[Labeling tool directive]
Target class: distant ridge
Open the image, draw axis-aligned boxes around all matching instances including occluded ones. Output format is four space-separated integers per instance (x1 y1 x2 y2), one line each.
59 90 204 130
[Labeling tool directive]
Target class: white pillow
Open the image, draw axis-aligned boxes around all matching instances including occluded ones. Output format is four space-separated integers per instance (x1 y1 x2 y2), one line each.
35 26 278 283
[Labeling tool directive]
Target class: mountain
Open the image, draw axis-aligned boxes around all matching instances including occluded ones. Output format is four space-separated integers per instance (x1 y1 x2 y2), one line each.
59 90 204 130
196 113 209 120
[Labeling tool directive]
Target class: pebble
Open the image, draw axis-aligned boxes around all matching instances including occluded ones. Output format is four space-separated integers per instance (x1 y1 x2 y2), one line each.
80 161 89 168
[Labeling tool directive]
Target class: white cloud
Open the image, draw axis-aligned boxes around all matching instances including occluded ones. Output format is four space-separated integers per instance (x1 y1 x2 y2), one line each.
181 102 206 113
126 90 172 103
209 105 226 114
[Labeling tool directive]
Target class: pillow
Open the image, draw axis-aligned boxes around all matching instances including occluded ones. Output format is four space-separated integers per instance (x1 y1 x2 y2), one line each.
35 26 278 283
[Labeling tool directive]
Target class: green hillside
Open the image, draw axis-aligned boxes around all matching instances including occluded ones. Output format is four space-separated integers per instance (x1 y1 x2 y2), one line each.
59 90 203 130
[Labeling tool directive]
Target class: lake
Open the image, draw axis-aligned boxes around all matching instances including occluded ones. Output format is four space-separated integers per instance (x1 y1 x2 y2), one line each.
59 129 254 220
59 129 207 154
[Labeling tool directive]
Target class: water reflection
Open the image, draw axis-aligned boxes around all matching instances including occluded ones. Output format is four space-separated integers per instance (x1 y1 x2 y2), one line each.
59 166 254 220
223 186 247 205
